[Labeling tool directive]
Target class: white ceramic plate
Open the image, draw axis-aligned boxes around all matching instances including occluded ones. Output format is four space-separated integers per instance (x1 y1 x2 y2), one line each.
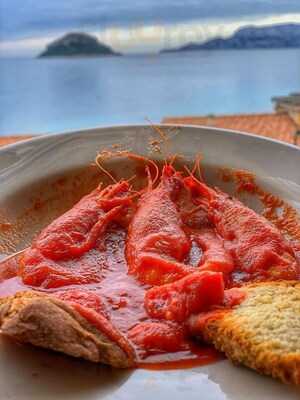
0 124 300 400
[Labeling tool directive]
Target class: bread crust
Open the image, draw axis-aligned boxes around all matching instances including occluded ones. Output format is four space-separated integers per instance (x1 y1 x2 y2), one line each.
2 281 300 383
200 281 300 385
0 291 135 368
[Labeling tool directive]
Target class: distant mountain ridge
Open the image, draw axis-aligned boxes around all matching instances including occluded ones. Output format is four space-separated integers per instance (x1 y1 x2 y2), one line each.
39 32 120 58
163 23 300 53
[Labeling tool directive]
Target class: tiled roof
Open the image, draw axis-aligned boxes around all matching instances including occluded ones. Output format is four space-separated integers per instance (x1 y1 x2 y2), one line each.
162 113 299 145
0 136 33 147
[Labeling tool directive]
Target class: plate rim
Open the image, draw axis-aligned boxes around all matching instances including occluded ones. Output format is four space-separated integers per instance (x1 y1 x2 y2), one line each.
0 123 299 155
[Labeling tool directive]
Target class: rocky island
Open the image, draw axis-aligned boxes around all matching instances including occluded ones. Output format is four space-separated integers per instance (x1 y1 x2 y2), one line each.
163 23 300 53
39 32 120 58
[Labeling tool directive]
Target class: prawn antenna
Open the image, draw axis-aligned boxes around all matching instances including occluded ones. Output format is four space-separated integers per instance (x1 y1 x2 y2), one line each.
95 153 118 183
146 117 168 140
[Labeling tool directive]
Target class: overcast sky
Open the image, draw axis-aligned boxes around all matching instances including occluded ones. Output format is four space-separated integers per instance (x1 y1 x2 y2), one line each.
1 0 300 56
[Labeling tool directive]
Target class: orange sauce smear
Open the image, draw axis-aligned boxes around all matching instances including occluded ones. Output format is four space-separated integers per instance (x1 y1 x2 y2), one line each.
139 345 223 370
219 167 300 243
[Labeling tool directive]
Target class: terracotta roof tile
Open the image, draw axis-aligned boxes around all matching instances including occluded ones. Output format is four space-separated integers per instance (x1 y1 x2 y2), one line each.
162 113 299 145
0 136 33 147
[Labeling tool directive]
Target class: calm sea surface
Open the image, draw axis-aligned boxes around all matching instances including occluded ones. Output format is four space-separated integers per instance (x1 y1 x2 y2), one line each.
0 49 300 135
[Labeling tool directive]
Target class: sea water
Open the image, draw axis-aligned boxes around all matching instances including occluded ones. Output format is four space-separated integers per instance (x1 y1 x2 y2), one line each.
0 48 299 135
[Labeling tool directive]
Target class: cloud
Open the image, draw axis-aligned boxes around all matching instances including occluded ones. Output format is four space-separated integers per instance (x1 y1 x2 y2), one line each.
96 13 300 53
2 12 300 57
1 0 300 41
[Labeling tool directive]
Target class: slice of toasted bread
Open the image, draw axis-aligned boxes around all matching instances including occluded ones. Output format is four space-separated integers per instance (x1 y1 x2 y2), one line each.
0 291 135 368
191 281 300 385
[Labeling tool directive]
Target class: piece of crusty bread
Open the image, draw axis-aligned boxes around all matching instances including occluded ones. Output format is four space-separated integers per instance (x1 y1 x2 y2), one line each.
0 291 135 368
196 281 300 385
2 282 300 384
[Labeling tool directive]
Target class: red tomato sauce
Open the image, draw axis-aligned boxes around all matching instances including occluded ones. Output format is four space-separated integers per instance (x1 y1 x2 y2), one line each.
0 225 225 366
0 163 298 369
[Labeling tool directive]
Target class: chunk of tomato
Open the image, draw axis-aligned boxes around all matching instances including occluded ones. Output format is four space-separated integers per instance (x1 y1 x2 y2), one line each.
145 271 224 322
128 322 187 356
